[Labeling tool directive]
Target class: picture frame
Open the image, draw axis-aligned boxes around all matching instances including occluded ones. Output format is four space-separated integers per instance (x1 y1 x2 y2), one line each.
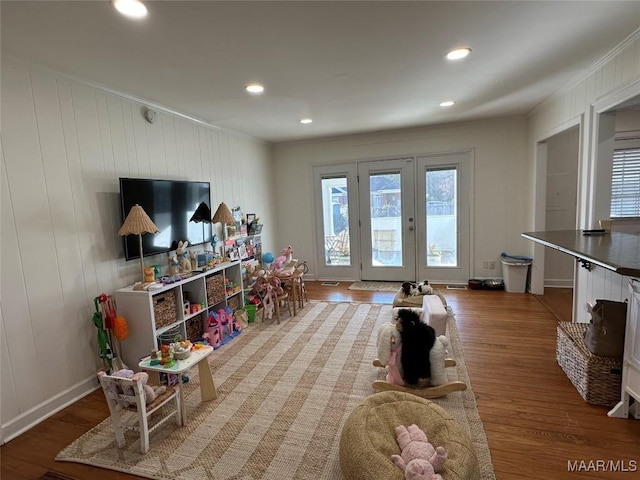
246 213 256 226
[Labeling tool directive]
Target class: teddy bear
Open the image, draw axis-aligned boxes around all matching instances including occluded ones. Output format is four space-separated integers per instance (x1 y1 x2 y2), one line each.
391 424 447 480
102 369 166 406
376 309 449 387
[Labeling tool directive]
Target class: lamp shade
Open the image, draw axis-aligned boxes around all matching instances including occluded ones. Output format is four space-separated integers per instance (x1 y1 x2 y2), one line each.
189 202 211 223
118 204 159 236
212 202 234 225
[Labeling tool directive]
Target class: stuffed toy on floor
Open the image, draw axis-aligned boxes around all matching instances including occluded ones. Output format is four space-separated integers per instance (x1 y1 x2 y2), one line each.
391 424 447 480
376 309 449 387
401 280 434 297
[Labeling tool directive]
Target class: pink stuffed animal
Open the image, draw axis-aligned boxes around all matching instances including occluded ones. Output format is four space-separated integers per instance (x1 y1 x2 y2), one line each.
391 424 447 480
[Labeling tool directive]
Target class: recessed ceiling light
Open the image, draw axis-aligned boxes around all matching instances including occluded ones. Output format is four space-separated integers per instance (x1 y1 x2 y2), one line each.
446 48 471 60
440 100 455 107
300 118 313 124
245 84 265 94
113 0 148 19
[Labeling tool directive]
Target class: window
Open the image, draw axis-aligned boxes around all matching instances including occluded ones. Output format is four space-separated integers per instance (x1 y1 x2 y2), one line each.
611 146 640 218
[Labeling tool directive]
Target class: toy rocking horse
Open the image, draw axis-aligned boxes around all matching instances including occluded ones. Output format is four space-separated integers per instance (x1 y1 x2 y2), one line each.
372 309 466 399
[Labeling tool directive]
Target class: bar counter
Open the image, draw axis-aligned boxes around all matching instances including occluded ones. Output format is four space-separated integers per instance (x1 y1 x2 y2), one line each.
521 230 640 277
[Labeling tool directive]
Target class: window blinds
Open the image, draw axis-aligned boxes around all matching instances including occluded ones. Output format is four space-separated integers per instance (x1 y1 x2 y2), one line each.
611 147 640 218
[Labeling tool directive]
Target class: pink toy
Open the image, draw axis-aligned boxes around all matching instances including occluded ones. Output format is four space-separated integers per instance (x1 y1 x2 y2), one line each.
274 245 294 270
391 424 447 480
204 313 222 348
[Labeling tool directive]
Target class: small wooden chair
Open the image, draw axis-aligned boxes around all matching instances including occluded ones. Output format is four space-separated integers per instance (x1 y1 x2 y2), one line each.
98 370 182 454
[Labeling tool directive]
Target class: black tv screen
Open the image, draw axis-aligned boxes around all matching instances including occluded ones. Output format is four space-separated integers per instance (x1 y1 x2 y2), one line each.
119 178 211 261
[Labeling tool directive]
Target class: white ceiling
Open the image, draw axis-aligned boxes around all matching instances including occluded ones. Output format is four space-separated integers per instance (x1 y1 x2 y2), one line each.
2 1 639 143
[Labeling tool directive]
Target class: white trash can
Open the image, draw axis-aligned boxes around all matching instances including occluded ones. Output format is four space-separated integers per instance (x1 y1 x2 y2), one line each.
500 254 532 293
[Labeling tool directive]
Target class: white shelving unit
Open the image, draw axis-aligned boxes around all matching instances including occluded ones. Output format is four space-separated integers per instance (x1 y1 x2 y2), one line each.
115 260 244 368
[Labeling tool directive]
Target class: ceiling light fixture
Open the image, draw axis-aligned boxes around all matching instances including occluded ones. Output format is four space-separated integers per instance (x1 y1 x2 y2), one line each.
300 118 313 124
440 100 455 107
446 48 471 60
113 0 148 19
245 84 265 94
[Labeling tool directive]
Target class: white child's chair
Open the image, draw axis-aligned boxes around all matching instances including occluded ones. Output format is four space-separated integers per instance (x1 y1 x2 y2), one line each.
98 370 182 454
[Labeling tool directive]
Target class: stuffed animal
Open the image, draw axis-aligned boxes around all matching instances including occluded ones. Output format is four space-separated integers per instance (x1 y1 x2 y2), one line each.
391 424 447 480
103 369 167 406
402 280 433 297
376 323 404 385
376 309 449 387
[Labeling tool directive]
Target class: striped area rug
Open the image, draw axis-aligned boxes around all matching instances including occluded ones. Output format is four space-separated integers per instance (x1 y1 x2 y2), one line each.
57 301 494 479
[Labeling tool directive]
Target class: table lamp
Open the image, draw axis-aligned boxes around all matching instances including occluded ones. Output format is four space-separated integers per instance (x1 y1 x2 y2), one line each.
118 204 160 282
189 201 211 246
212 202 234 241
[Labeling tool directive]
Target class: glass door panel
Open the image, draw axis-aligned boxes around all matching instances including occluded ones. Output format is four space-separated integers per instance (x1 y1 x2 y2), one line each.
313 164 359 280
321 176 351 266
359 158 415 281
426 167 458 267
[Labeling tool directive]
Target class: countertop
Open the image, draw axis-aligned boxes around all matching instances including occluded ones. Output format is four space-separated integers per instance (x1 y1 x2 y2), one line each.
521 230 640 277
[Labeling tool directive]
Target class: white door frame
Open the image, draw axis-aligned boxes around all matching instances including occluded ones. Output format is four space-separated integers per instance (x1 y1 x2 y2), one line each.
358 158 416 282
416 151 472 283
312 163 360 281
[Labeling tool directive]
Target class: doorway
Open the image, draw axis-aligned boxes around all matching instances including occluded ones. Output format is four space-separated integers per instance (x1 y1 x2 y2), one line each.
313 152 471 282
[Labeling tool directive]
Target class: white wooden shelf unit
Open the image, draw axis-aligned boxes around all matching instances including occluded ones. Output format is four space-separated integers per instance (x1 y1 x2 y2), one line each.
115 260 244 368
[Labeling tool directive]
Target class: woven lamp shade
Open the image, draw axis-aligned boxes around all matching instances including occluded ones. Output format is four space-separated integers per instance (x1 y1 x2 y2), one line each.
190 202 211 223
212 202 234 225
118 204 159 236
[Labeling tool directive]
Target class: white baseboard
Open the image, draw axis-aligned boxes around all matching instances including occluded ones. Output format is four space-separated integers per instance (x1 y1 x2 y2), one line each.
1 375 98 445
543 279 574 288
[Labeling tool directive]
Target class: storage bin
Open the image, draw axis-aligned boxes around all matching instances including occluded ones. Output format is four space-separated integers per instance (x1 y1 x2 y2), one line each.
227 294 241 312
153 290 177 329
556 322 622 406
206 273 225 306
158 324 182 345
186 313 205 341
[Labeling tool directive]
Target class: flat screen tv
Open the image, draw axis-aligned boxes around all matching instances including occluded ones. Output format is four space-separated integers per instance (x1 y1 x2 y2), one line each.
119 177 212 261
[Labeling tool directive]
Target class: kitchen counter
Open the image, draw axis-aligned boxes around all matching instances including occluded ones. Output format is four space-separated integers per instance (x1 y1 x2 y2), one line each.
521 230 640 277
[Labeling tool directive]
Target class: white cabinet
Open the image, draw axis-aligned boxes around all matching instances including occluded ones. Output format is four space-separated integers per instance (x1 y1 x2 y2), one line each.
608 278 640 419
115 261 244 368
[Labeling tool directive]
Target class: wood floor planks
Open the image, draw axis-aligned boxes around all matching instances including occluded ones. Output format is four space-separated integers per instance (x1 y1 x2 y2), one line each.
1 282 638 480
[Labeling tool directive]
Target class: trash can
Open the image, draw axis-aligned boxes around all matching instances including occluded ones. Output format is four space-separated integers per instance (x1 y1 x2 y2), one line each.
500 253 532 293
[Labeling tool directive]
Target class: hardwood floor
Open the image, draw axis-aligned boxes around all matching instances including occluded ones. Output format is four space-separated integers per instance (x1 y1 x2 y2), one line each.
2 282 638 480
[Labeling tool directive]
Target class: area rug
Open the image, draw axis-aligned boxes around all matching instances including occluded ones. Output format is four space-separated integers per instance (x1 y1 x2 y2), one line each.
57 301 495 480
347 281 403 291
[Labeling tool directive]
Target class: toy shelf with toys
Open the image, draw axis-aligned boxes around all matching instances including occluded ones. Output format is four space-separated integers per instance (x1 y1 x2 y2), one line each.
115 260 244 369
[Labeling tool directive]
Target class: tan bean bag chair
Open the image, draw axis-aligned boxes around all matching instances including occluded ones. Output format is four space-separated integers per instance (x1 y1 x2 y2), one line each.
339 391 479 480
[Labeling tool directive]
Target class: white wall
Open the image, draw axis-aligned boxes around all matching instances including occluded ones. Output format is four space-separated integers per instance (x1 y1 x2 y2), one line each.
0 59 274 442
272 117 529 281
527 30 640 317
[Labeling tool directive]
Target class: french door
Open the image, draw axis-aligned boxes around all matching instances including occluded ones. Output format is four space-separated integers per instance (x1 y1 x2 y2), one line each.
358 158 415 281
313 151 470 283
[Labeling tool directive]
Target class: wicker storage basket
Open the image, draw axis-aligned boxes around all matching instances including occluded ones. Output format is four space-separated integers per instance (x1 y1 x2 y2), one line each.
227 294 241 312
186 313 205 341
556 322 622 406
206 273 225 307
153 290 177 329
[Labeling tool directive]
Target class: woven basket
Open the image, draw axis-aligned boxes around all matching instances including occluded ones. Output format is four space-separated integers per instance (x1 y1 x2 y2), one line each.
186 313 205 341
227 294 241 312
556 322 622 406
206 273 225 307
153 290 177 329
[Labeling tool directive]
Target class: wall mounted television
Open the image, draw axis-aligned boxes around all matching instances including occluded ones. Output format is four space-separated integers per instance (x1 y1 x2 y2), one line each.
119 177 212 261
